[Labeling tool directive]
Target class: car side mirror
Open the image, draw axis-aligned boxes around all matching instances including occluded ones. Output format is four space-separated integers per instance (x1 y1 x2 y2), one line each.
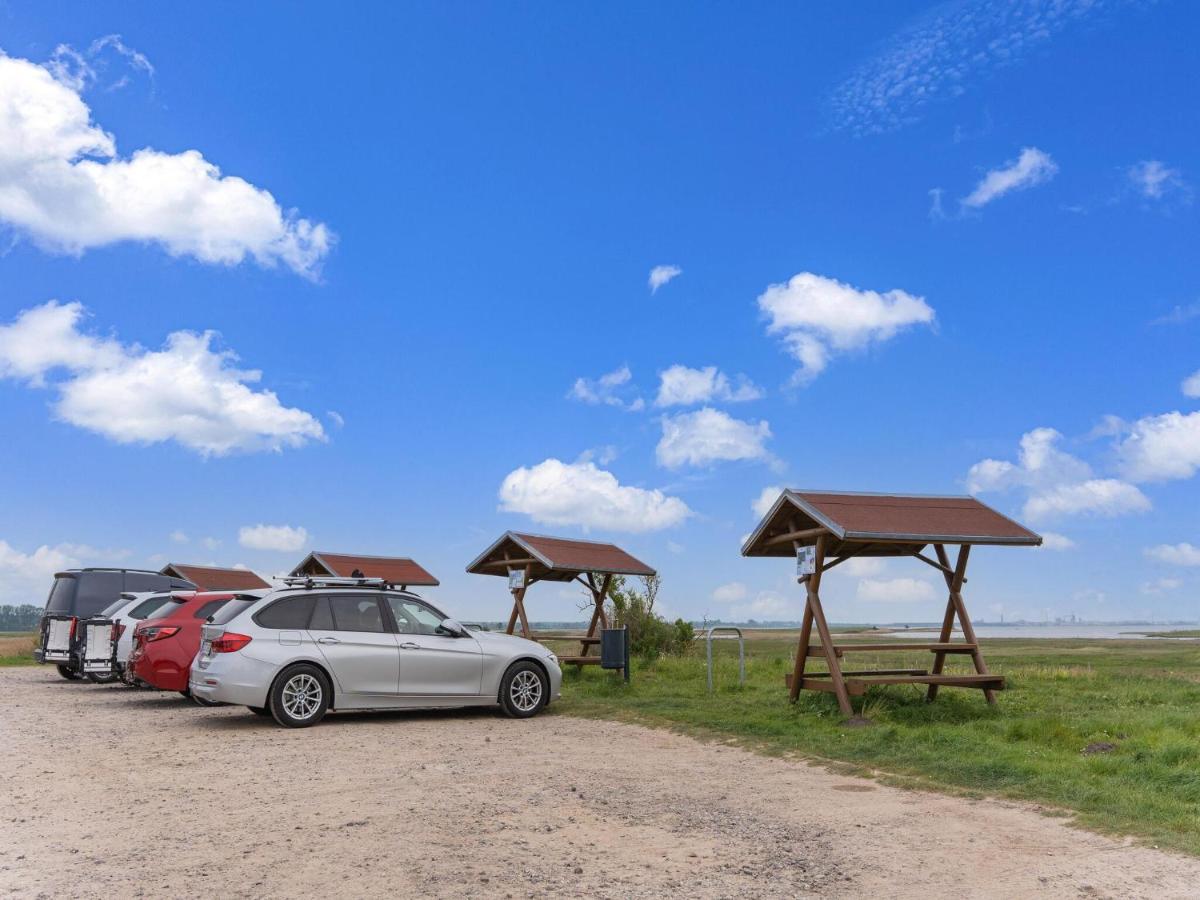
439 618 468 638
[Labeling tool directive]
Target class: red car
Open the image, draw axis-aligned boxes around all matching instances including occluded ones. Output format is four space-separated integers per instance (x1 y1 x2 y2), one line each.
128 591 259 696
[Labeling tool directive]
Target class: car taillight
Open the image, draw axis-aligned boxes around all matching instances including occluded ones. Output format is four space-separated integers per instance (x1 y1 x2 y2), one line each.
142 625 181 642
211 633 252 653
69 616 77 638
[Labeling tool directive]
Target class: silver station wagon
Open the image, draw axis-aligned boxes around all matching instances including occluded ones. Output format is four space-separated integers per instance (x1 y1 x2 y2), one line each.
189 577 562 727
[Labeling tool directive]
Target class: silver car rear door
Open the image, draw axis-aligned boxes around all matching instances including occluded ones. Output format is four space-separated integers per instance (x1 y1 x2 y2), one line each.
307 594 400 696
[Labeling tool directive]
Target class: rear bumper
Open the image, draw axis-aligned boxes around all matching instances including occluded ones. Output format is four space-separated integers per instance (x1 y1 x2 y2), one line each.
189 653 272 708
129 653 189 692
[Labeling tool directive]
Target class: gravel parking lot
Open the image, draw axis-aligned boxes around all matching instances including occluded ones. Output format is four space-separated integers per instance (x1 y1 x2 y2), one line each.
2 667 1198 899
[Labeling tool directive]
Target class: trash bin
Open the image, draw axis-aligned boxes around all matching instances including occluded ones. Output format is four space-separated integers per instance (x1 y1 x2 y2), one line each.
600 626 629 682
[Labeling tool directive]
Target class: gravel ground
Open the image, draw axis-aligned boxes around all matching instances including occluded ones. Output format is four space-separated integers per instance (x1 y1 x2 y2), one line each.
1 666 1198 899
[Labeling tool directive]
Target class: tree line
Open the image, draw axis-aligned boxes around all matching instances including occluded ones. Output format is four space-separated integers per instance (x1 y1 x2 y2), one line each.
0 605 42 630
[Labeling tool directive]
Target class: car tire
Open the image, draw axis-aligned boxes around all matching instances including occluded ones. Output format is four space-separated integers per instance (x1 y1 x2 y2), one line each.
247 705 271 717
56 664 81 681
179 688 191 699
269 664 331 728
499 660 548 719
87 671 119 684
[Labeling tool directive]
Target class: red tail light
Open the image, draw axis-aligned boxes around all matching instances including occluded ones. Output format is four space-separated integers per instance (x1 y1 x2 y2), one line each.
211 633 252 653
141 625 181 642
69 616 78 638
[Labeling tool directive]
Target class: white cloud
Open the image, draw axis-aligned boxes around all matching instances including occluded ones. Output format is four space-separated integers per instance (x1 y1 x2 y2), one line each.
751 485 782 519
0 300 324 455
648 265 682 293
962 147 1058 209
1116 411 1200 482
1141 577 1182 595
169 530 189 545
968 428 1149 521
655 365 763 407
1145 543 1200 567
1152 302 1200 327
1183 371 1200 398
728 590 792 621
498 458 691 533
327 410 345 429
1039 532 1076 551
1128 160 1189 202
840 557 888 578
712 582 748 603
238 524 308 553
656 407 772 469
828 1 1119 135
201 537 221 551
0 51 331 277
757 272 935 383
856 577 937 603
0 539 115 603
568 365 644 411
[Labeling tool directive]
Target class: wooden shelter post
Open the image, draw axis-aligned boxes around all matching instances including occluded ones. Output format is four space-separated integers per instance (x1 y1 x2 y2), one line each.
505 563 533 639
928 544 996 704
793 534 854 717
580 572 612 659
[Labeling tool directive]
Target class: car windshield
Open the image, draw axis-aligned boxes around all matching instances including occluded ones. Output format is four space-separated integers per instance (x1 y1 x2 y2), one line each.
206 596 259 626
45 576 77 613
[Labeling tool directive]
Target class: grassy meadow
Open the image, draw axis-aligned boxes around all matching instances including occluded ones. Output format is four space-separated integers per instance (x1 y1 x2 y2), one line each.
545 630 1200 855
0 632 37 666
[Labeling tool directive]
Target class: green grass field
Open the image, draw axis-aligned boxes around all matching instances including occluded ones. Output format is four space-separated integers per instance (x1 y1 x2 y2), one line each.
546 632 1200 856
0 632 37 666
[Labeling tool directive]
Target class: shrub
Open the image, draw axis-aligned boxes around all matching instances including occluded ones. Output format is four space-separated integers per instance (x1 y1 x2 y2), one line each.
600 575 693 659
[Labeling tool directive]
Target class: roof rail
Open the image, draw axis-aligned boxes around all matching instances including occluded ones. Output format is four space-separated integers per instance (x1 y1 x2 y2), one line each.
275 575 393 591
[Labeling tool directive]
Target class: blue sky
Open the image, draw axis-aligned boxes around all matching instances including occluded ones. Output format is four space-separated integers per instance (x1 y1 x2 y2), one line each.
1 1 1197 624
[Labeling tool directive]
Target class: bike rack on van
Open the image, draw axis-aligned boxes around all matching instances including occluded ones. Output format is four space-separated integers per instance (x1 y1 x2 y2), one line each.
704 626 746 692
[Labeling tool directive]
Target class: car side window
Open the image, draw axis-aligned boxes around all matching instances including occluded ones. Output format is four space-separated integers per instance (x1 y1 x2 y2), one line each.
386 596 445 636
328 595 386 633
255 595 316 629
309 596 335 630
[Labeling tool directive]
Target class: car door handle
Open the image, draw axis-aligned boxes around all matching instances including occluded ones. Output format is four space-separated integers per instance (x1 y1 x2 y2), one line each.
316 636 341 645
398 641 420 650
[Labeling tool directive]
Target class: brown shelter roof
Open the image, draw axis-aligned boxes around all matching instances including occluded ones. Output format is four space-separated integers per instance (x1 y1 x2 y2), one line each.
742 490 1041 558
466 532 655 582
290 552 439 586
159 564 270 592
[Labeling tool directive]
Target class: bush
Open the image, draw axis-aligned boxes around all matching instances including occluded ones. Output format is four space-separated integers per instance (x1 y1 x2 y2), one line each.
602 575 693 659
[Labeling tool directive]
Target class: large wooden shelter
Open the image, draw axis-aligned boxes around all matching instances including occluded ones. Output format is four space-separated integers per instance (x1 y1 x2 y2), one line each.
742 490 1041 717
466 532 655 665
290 552 439 589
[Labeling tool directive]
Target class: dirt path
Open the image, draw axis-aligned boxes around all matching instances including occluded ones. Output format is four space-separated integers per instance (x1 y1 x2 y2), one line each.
1 667 1196 899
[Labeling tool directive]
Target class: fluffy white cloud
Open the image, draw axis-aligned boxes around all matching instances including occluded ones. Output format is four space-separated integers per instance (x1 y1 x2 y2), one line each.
1141 577 1182 595
856 577 937 603
1128 160 1189 202
656 407 772 469
0 539 120 603
711 582 747 603
655 365 763 407
238 524 308 553
1183 370 1200 398
169 530 188 544
568 365 644 411
758 272 935 383
0 52 331 277
1038 532 1076 551
968 428 1149 521
499 458 691 532
961 147 1058 209
751 485 782 519
1116 411 1200 482
1144 543 1200 567
727 590 792 621
0 300 325 455
648 265 682 293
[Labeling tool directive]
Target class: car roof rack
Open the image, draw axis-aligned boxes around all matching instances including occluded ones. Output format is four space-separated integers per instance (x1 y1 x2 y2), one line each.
276 575 395 591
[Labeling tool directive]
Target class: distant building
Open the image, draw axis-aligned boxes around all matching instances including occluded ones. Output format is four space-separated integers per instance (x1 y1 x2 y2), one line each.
289 551 439 589
159 563 271 592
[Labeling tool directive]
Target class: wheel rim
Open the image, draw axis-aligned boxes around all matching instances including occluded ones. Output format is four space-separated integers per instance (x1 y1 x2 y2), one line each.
281 673 322 720
509 669 542 712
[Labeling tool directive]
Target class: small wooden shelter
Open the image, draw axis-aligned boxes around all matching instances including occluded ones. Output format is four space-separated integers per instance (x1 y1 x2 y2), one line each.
159 564 270 592
742 490 1040 717
290 551 439 589
466 532 655 665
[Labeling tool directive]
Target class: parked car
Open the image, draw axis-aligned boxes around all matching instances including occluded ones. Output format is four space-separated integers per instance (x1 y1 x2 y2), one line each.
189 577 562 728
101 592 186 683
36 569 195 681
128 591 264 697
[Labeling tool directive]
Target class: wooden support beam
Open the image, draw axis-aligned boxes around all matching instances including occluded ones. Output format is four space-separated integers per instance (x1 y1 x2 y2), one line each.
481 558 539 569
802 534 854 717
764 526 830 547
910 550 968 584
804 668 928 678
811 642 977 654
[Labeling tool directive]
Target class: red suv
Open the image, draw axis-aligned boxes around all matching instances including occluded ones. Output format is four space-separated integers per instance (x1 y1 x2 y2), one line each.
128 591 261 697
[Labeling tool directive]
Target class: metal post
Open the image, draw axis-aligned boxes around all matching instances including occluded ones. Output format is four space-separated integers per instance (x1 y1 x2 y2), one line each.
705 626 745 692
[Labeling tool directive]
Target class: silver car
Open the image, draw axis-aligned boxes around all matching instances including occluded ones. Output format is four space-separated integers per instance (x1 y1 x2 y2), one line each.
188 578 562 728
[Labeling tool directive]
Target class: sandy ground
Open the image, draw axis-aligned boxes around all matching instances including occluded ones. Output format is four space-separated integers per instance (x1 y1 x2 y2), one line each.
1 668 1198 899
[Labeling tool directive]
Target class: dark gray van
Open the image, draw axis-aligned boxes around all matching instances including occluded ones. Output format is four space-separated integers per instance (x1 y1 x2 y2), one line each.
36 569 196 681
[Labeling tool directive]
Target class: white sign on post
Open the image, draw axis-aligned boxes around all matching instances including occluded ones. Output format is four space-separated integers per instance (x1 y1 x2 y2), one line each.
796 546 816 579
508 568 525 591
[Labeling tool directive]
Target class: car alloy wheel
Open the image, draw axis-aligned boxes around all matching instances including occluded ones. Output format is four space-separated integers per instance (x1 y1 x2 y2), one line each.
509 669 542 713
281 673 323 721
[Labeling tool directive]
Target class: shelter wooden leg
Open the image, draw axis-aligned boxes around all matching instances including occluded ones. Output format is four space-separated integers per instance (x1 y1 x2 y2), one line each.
938 546 995 704
799 535 853 717
926 545 959 702
579 573 612 658
789 603 814 702
505 597 520 635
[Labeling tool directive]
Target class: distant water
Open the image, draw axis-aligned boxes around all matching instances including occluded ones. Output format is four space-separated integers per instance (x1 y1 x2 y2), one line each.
895 624 1199 640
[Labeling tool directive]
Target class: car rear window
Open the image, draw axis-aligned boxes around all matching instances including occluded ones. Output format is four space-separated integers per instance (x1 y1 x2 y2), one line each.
128 596 173 620
329 595 385 633
206 596 258 627
45 576 78 613
99 597 129 617
255 595 316 629
143 598 187 621
192 599 229 620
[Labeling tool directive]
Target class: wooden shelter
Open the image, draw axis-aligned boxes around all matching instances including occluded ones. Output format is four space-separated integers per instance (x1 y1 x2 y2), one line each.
742 490 1041 717
159 564 270 592
466 532 655 665
290 552 439 589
